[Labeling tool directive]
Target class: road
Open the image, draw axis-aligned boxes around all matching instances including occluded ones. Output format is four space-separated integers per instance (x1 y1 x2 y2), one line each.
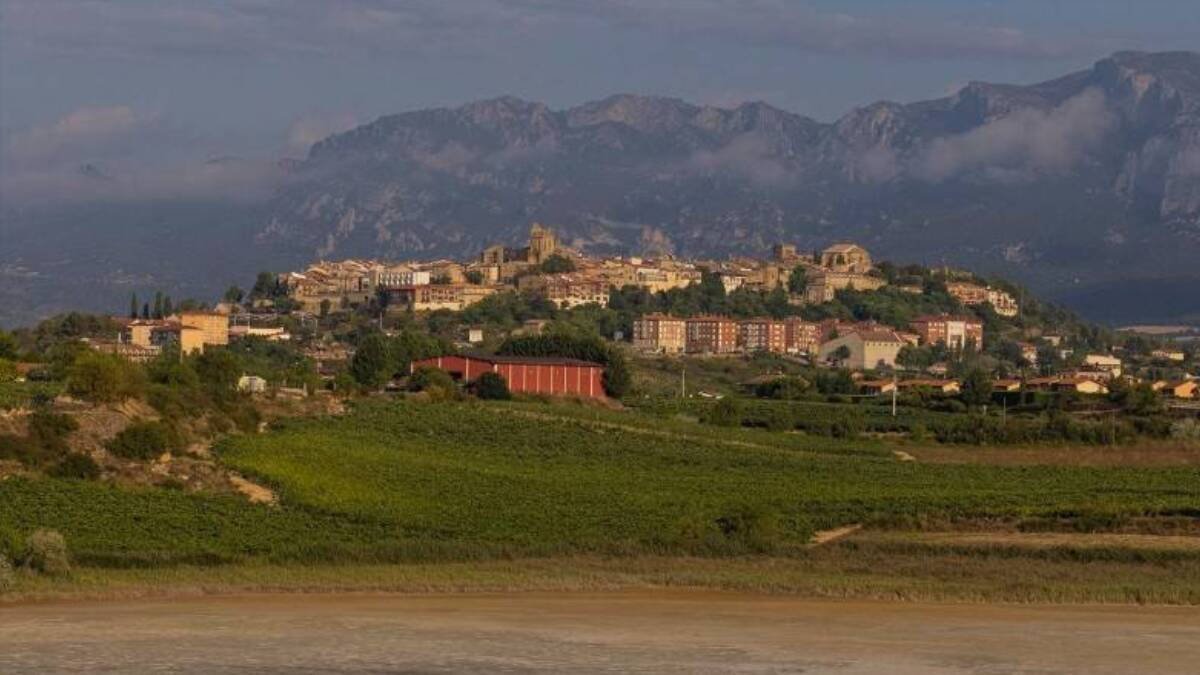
2 591 1198 673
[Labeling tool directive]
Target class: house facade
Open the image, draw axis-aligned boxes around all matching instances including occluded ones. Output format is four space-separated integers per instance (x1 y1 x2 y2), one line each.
632 315 687 354
910 315 984 351
817 329 907 370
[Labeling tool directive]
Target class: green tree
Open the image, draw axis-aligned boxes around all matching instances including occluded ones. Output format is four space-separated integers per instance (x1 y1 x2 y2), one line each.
0 331 19 361
141 302 150 320
960 367 993 407
251 271 278 299
787 265 808 294
194 349 242 395
162 296 174 317
153 292 164 319
129 292 139 320
539 254 576 274
223 286 245 304
66 352 142 403
349 333 393 389
464 270 484 285
832 345 851 365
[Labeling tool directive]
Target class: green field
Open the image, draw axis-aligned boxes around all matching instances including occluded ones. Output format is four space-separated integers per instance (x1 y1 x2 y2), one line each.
5 399 1197 568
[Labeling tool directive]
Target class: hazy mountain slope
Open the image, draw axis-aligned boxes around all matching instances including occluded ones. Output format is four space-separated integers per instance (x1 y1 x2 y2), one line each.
260 51 1200 316
2 51 1198 327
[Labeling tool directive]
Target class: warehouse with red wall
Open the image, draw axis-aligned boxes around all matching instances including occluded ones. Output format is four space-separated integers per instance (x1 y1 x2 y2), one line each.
410 354 606 399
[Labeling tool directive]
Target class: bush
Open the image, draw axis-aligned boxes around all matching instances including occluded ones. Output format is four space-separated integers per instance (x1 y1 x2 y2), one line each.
66 351 143 402
473 372 511 400
24 529 70 576
0 525 24 563
754 376 810 400
0 554 13 593
705 398 744 427
408 367 457 396
106 421 182 461
49 453 101 480
714 505 781 553
1170 418 1200 441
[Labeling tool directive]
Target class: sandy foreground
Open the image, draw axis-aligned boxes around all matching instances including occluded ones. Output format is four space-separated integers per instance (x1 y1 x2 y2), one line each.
2 591 1198 674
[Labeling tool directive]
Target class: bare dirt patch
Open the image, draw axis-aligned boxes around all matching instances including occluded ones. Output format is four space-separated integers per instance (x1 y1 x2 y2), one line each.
809 524 862 547
228 473 277 505
3 592 1198 674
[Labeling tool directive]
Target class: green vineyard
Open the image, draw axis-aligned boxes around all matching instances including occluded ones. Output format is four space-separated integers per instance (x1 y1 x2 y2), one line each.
3 399 1199 568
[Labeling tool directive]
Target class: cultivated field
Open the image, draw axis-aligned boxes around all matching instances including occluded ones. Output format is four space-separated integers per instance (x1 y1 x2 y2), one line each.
3 399 1200 602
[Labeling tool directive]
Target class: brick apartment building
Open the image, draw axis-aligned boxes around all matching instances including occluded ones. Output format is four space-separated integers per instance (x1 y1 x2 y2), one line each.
632 314 687 353
684 316 739 354
737 318 787 353
910 315 984 351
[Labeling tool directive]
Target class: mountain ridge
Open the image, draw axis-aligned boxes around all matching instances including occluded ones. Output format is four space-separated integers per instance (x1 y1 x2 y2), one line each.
3 51 1199 327
264 50 1200 287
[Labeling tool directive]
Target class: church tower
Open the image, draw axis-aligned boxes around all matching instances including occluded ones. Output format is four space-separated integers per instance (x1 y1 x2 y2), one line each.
527 223 558 264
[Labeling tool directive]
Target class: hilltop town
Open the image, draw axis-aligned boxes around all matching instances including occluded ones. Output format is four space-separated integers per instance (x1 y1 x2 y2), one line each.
12 222 1192 407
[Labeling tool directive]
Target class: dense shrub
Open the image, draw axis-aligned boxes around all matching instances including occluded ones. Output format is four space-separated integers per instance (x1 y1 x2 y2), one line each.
0 554 13 592
714 505 781 554
473 372 511 400
1171 418 1200 441
0 525 24 563
704 398 744 427
66 351 143 402
106 421 182 461
24 530 70 576
49 453 101 480
754 376 810 400
408 367 458 400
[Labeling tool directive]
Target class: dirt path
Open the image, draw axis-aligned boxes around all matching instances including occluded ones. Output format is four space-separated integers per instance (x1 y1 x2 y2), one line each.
1 592 1197 673
228 473 277 505
809 523 863 547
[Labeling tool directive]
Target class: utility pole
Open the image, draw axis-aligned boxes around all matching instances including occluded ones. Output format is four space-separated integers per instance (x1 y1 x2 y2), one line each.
891 377 898 417
680 365 686 399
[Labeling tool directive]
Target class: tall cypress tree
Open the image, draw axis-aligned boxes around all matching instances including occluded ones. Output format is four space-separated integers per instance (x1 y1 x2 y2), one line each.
141 302 150 320
163 296 174 317
153 292 164 319
129 293 139 319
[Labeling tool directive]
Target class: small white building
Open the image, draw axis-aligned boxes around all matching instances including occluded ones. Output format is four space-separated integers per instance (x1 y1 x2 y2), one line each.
237 375 268 394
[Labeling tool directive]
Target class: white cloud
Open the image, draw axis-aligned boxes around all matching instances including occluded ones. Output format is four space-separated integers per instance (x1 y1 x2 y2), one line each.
5 106 152 168
0 105 285 206
913 88 1117 181
687 133 793 187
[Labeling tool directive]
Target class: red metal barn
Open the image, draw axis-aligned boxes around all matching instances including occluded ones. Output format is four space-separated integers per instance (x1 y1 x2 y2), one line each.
410 354 606 399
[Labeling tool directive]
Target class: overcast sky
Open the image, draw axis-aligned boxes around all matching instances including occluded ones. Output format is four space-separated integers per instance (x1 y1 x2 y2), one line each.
2 0 1197 175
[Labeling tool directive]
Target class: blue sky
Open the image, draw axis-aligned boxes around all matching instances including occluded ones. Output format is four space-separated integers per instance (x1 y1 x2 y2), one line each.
1 0 1197 187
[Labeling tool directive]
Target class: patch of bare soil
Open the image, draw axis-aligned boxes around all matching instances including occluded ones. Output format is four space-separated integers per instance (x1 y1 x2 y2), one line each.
3 593 1198 673
228 474 277 505
909 441 1200 467
808 524 862 547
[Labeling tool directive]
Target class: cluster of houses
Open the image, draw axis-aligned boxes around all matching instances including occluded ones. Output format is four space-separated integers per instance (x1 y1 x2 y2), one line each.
273 224 1021 322
633 314 984 368
278 224 702 314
